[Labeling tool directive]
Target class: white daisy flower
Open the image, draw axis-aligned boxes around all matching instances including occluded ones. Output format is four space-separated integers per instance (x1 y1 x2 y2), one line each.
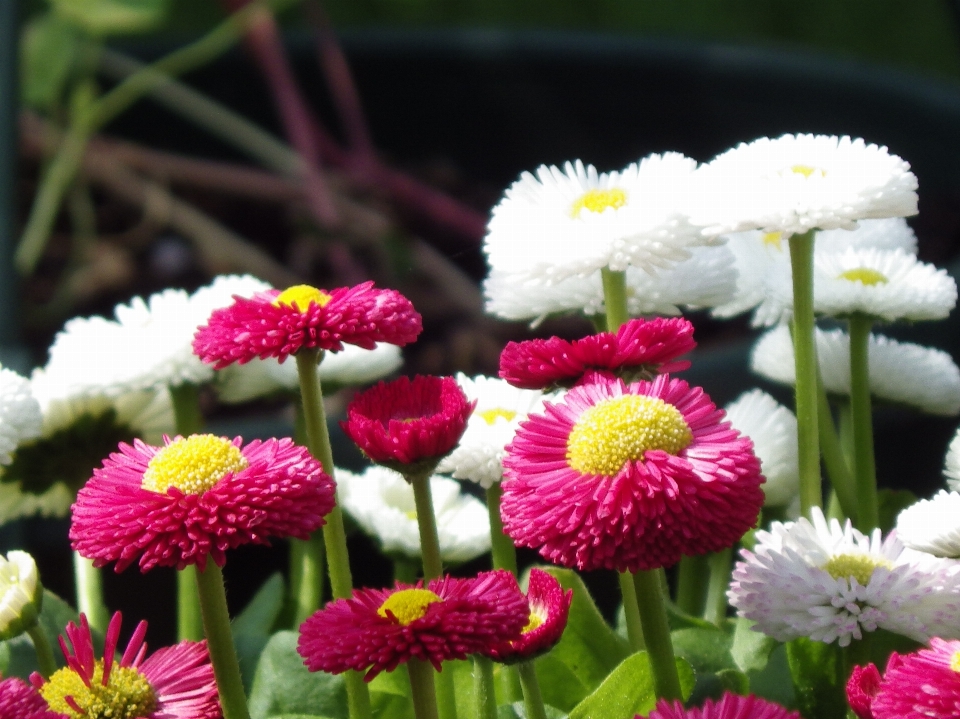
214 343 403 404
896 491 960 558
0 551 42 640
815 217 918 254
944 428 960 491
729 507 960 646
437 374 551 488
484 244 736 323
751 324 960 416
692 134 918 236
0 368 42 466
337 466 490 563
484 154 713 285
724 390 799 507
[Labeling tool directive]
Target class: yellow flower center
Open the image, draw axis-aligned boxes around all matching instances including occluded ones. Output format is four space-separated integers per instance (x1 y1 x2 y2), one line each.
478 408 516 425
762 231 784 250
790 164 823 178
40 662 156 719
141 434 248 495
274 284 333 312
570 188 627 217
378 588 442 625
838 268 889 286
566 395 693 476
522 606 547 635
951 651 960 673
821 553 893 586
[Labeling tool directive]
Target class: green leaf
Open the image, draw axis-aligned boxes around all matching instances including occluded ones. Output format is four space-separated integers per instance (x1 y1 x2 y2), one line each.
50 0 171 35
665 600 720 631
746 644 795 707
567 653 695 719
497 702 568 718
234 573 286 692
786 638 846 719
266 715 337 719
20 14 82 111
534 653 591 713
670 627 735 673
731 617 779 674
369 667 413 719
878 489 917 534
248 631 348 719
3 590 79 679
686 667 750 706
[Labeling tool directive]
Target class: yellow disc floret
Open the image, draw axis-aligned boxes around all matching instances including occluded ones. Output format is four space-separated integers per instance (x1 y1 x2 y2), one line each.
41 662 156 719
274 284 333 312
142 434 248 495
378 588 443 625
951 650 960 673
821 553 894 586
566 395 693 476
790 164 823 178
761 231 784 250
570 188 627 217
522 606 547 635
478 408 516 425
838 268 889 286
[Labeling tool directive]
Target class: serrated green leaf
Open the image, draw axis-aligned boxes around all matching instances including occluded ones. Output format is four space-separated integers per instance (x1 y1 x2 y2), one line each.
51 0 170 35
731 617 779 674
786 638 846 719
497 702 568 718
3 590 79 679
234 573 286 692
20 14 82 111
567 653 695 719
670 627 735 674
248 631 348 719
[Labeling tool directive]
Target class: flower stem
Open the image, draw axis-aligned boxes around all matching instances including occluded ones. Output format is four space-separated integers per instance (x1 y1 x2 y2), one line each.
393 556 420 583
408 658 441 719
675 554 709 617
632 569 682 700
601 268 629 332
26 624 57 679
788 229 822 517
486 483 518 576
619 571 646 652
848 313 878 531
170 381 204 435
704 547 732 626
817 375 857 525
295 349 372 719
409 472 444 580
436 666 459 719
195 560 250 719
473 655 498 719
517 660 549 719
72 551 108 634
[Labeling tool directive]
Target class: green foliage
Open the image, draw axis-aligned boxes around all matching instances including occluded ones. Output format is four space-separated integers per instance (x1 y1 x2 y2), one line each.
20 13 82 111
786 638 846 719
233 573 286 692
49 0 171 35
731 617 779 674
498 703 568 718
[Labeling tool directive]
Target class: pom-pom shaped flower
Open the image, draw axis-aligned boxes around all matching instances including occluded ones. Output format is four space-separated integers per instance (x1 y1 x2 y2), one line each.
691 134 918 236
729 507 960 647
71 434 336 572
486 569 572 663
297 570 529 680
895 490 960 558
0 676 63 719
32 612 219 719
501 375 764 572
859 638 960 719
341 375 475 475
499 317 696 390
644 692 800 719
847 661 885 719
0 551 42 641
193 281 422 369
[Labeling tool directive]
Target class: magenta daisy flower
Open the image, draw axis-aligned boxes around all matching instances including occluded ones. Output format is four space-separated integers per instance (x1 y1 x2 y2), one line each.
297 569 529 680
486 568 572 664
341 375 475 474
193 281 422 369
501 374 764 572
859 639 960 719
70 434 336 572
499 316 695 390
0 677 63 719
31 612 219 719
847 661 886 719
644 692 800 719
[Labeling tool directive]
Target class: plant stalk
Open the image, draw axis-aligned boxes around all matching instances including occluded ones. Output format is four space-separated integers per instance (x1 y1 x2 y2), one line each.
473 655 498 719
675 554 710 618
704 547 732 626
486 483 518 576
848 313 879 531
27 624 58 679
632 569 682 700
72 551 108 634
517 660 549 719
816 374 857 524
408 658 441 719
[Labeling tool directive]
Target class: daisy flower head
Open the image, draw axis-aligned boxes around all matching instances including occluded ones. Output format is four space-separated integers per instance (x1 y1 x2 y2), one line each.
499 317 696 391
337 466 490 563
297 569 530 680
70 434 336 572
945 427 960 491
341 375 475 476
0 366 42 465
847 661 884 719
0 551 42 641
691 134 918 236
858 638 960 719
193 281 422 369
32 611 219 719
484 154 712 285
0 676 62 719
486 568 572 664
751 324 960 416
895 491 960 558
500 374 764 572
645 692 800 719
724 390 799 507
728 507 960 647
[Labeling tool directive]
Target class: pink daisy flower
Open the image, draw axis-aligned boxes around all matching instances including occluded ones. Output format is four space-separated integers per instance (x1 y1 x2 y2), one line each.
193 281 422 369
0 677 63 719
341 375 475 474
644 692 800 719
486 568 572 664
501 374 764 572
847 661 886 719
31 612 219 719
297 569 529 680
71 434 336 572
498 316 695 390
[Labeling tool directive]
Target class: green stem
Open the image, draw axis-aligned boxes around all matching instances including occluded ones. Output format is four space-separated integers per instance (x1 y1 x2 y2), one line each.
817 375 857 524
848 313 878 531
290 537 325 625
27 624 58 678
195 561 250 719
436 666 459 719
409 472 444 580
632 569 682 700
517 660 549 719
72 551 108 633
619 571 646 652
486 483 518 575
408 659 441 719
703 548 732 626
838 400 855 469
170 382 204 435
473 655 498 719
601 267 630 331
393 556 420 584
294 349 371 719
675 554 709 618
788 229 822 517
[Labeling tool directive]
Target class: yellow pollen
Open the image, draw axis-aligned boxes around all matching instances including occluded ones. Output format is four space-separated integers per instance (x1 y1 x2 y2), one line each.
141 434 248 495
951 651 960 673
790 164 821 178
40 662 156 719
478 408 516 425
566 395 692 476
838 268 889 286
762 231 784 250
405 510 418 521
378 588 442 625
821 553 893 586
274 284 332 312
522 607 547 635
570 188 627 217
